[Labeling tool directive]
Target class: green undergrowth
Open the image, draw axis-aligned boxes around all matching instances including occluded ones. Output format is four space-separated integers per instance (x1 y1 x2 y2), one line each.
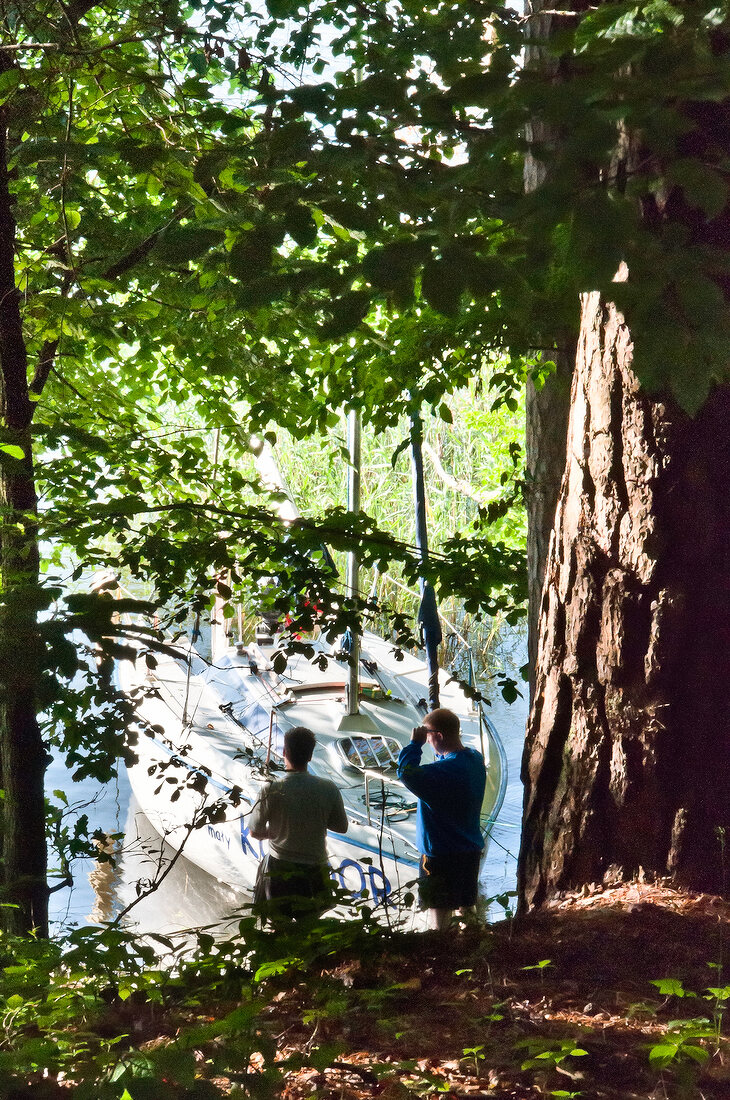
1 912 390 1099
3 894 730 1099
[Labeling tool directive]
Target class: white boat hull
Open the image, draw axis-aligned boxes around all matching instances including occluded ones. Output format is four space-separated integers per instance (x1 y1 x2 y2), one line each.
120 630 507 926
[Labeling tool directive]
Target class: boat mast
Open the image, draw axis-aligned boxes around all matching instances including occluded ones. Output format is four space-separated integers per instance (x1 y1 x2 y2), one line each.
410 410 442 711
345 408 361 716
210 428 231 663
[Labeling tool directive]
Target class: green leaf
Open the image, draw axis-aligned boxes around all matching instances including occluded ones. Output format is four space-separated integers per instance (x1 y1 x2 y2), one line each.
229 228 279 281
234 274 290 308
705 986 730 1000
666 159 729 218
110 1053 156 1080
421 258 467 316
0 69 20 105
463 255 507 297
283 205 318 248
321 201 378 233
188 50 208 75
272 651 288 674
0 444 25 460
650 978 688 997
268 0 301 18
254 956 303 981
117 140 168 172
675 275 725 326
499 677 520 704
154 226 224 263
361 240 430 291
307 1041 347 1072
447 70 508 107
648 1041 680 1069
319 291 371 337
682 1044 710 1065
668 351 716 416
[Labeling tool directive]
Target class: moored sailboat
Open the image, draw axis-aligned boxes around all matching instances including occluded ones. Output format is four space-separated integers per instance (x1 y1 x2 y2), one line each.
118 421 508 926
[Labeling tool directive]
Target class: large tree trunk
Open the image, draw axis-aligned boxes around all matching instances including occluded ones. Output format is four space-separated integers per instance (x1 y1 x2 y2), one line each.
0 95 48 935
526 359 573 699
519 276 730 908
523 0 579 701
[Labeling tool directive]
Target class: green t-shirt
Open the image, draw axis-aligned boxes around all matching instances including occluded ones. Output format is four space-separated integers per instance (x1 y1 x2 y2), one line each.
249 771 348 864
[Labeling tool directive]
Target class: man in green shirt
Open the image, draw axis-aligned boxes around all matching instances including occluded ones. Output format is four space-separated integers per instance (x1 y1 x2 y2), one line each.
250 725 348 921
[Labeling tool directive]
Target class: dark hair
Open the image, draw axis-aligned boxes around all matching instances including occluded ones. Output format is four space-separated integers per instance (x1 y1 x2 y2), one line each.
284 725 316 768
424 708 461 745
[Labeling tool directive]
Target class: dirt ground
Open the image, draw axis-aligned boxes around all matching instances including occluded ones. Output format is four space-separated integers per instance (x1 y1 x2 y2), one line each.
255 883 730 1099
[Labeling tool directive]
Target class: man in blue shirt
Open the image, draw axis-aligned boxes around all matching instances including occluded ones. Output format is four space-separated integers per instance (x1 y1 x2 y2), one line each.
397 707 486 930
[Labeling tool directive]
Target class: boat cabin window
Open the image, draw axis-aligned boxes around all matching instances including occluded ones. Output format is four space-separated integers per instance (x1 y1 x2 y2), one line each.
337 734 401 772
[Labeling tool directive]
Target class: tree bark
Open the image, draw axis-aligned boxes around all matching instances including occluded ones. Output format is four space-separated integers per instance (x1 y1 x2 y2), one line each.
519 274 730 908
523 0 580 701
0 94 48 935
526 358 573 699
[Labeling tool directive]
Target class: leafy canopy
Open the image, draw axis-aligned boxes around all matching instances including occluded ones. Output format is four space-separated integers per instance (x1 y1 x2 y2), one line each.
4 0 730 861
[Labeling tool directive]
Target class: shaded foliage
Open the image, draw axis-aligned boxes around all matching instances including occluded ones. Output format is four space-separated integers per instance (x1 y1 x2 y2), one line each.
2 0 730 924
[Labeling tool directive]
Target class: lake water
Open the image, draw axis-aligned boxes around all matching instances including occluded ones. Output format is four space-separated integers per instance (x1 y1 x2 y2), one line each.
47 640 528 934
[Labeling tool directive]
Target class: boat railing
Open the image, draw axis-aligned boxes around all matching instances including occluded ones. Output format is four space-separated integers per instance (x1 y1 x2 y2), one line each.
361 769 417 827
478 704 509 830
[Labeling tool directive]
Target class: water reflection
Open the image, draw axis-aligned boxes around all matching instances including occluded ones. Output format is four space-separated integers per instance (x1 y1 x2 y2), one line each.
87 834 122 924
107 798 253 936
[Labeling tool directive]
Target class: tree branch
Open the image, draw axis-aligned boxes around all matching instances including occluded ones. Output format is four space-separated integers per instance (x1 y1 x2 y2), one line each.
101 205 191 281
63 0 100 26
102 235 158 281
30 340 59 398
0 43 59 52
422 441 486 505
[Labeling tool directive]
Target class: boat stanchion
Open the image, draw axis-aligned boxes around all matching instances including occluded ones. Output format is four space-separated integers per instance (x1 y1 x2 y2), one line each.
265 711 274 771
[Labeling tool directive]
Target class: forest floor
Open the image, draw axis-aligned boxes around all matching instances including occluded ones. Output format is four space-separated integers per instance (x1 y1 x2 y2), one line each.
239 882 730 1100
12 882 730 1099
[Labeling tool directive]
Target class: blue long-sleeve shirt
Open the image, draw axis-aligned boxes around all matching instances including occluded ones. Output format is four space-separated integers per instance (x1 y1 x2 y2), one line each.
397 741 486 857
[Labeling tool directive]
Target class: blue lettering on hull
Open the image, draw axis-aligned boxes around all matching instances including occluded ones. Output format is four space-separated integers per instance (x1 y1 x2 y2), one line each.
238 822 393 903
207 825 231 849
240 820 265 860
331 858 392 903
